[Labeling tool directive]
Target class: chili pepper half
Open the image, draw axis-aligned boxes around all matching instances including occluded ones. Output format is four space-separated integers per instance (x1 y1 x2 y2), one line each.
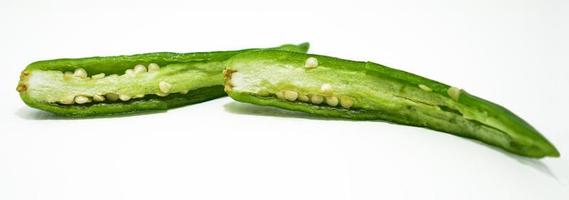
17 43 309 117
223 50 559 158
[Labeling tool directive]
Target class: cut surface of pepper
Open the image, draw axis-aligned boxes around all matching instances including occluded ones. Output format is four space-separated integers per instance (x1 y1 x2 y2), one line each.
17 43 309 117
224 50 559 158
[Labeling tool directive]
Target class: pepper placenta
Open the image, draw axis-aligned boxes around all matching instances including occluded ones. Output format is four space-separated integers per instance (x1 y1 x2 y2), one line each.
223 50 559 158
17 43 309 117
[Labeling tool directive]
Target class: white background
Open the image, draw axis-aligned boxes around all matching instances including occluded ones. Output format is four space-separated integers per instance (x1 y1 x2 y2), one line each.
1 0 568 199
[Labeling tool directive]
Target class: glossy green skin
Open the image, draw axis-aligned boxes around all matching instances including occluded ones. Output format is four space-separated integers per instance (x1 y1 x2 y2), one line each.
18 43 309 117
225 50 559 158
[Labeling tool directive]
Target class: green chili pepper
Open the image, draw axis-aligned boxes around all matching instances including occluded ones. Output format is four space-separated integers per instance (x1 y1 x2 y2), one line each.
223 50 559 158
17 43 309 117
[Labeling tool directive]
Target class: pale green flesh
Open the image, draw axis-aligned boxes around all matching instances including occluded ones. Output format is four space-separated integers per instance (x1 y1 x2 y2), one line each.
230 60 457 112
229 59 521 147
27 62 223 104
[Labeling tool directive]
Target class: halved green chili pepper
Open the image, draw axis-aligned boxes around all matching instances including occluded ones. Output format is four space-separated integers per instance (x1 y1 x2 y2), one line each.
223 50 559 158
17 43 309 117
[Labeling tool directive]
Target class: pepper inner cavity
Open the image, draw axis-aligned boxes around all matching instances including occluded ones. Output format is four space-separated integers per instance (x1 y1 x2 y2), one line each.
228 57 356 109
227 57 457 112
25 62 220 105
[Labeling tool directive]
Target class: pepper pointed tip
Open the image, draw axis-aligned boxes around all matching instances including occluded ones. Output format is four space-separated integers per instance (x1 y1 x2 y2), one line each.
547 146 561 158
